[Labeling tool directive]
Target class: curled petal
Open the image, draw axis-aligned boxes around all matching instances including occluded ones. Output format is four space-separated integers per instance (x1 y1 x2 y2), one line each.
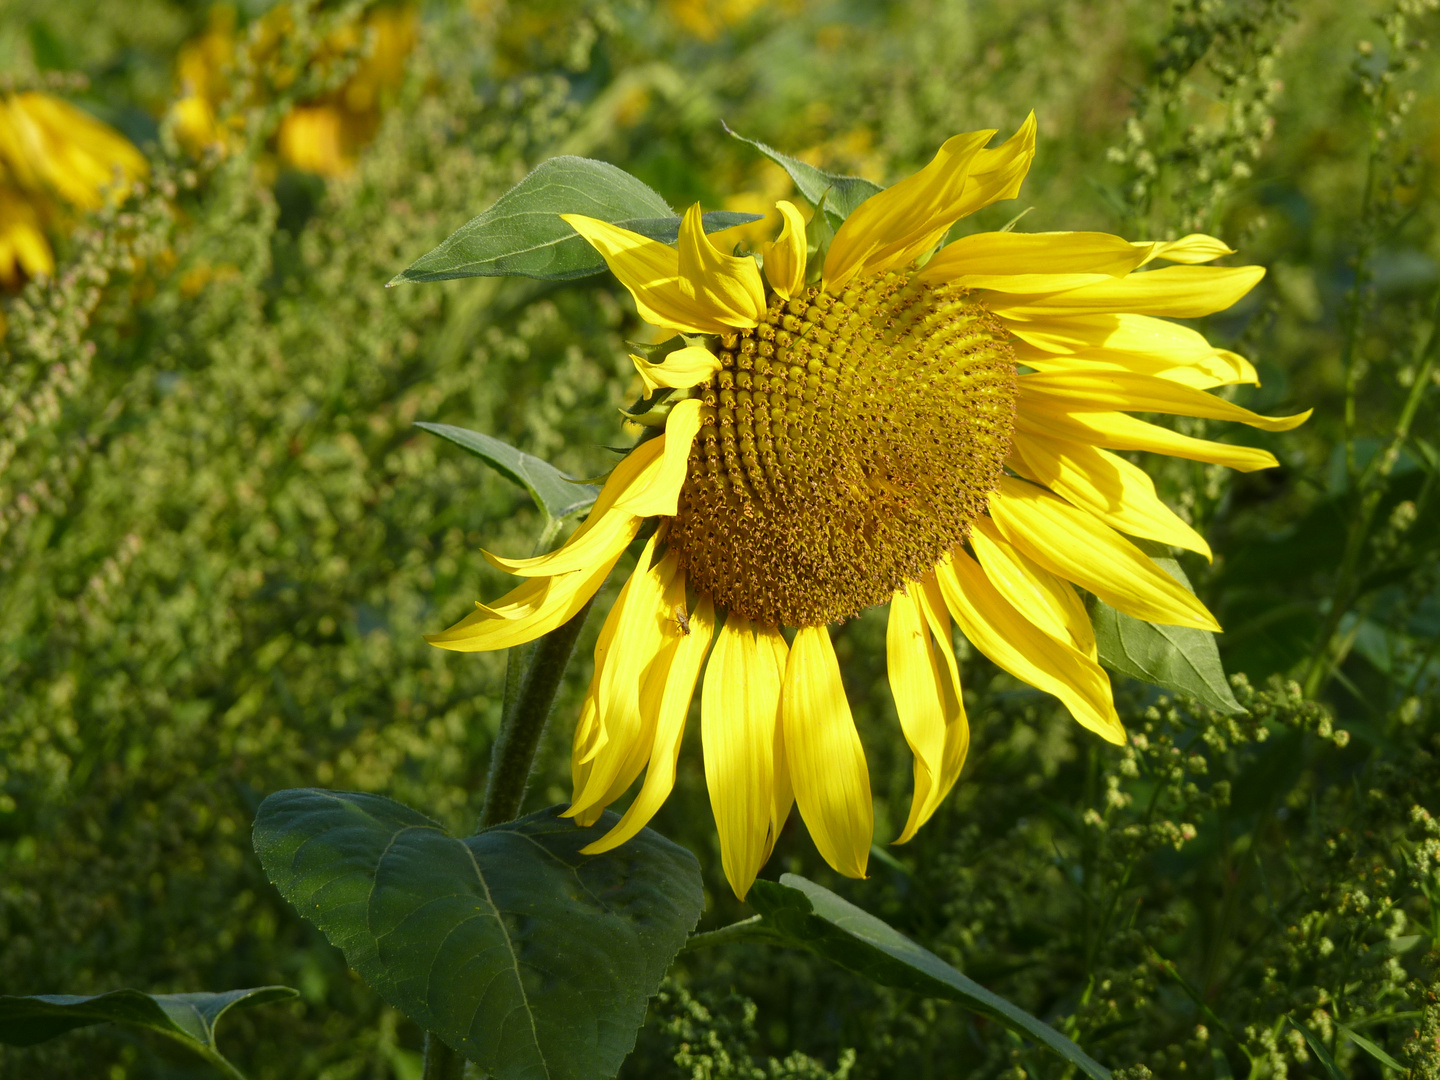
631 345 722 393
763 200 808 299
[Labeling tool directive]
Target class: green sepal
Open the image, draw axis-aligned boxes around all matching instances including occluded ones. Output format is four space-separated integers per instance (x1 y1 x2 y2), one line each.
723 122 884 227
414 422 600 521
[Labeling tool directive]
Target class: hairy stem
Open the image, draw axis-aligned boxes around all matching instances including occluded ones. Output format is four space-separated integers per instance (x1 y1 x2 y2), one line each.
422 593 596 1079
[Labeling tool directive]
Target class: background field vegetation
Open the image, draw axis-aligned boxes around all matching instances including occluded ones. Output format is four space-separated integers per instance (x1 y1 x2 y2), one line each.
2 0 1440 1077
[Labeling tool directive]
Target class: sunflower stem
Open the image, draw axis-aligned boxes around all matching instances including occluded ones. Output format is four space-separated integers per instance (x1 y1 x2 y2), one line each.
681 915 785 953
422 581 595 1080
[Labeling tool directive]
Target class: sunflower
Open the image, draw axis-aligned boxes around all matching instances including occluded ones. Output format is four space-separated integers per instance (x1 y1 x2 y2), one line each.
0 91 147 289
427 115 1309 898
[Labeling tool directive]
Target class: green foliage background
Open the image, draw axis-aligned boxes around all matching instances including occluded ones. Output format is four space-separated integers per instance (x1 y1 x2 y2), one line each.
2 0 1439 1077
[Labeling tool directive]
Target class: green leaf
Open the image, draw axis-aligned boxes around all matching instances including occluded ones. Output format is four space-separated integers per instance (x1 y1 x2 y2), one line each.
389 155 761 283
1337 1022 1403 1071
0 986 296 1069
723 122 884 225
748 875 1111 1080
1091 554 1246 715
415 422 600 520
253 792 704 1080
1286 1017 1347 1080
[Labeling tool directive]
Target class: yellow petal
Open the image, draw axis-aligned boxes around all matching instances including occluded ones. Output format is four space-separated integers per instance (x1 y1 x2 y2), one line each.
1007 313 1260 387
425 554 616 652
763 200 808 299
984 265 1265 321
757 624 795 861
988 477 1220 631
897 574 970 842
631 345 722 393
782 626 872 879
959 111 1038 214
1012 343 1253 391
969 517 1096 659
581 593 716 855
569 538 675 816
612 399 704 517
1009 431 1212 560
1015 405 1281 472
921 230 1150 282
887 586 945 793
676 203 767 327
569 694 604 826
936 548 1124 743
823 128 996 292
702 613 787 899
482 437 664 577
561 213 758 334
485 509 642 577
1138 234 1236 265
1019 370 1311 432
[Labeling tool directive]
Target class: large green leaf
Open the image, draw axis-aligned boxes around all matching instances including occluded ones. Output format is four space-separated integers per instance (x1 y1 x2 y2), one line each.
415 421 600 521
253 792 704 1080
723 122 884 225
0 986 296 1074
1091 554 1246 715
389 156 761 283
748 875 1111 1080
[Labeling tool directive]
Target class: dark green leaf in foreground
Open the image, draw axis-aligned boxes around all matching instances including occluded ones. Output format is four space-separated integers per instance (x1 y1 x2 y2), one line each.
748 874 1111 1080
723 121 884 225
390 155 761 283
253 791 704 1080
1091 554 1246 715
0 986 296 1074
415 421 600 520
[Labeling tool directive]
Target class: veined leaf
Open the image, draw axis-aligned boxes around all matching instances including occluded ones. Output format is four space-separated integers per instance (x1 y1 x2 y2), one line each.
749 875 1111 1080
253 792 704 1080
723 122 884 225
1091 553 1246 715
390 156 761 283
0 986 296 1073
415 421 600 521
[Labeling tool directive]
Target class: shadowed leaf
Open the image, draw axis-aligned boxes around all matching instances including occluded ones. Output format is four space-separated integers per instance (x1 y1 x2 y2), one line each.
253 792 704 1080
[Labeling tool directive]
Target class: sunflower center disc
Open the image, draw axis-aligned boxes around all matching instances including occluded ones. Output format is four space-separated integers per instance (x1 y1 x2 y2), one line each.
669 273 1018 627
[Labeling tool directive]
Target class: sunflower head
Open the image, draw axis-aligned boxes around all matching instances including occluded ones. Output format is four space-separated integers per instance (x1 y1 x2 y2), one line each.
428 114 1310 899
674 275 1016 627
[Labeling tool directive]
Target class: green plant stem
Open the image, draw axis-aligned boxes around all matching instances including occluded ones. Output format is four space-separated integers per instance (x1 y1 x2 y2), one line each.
1304 285 1440 698
421 593 596 1080
422 1032 465 1080
480 596 595 829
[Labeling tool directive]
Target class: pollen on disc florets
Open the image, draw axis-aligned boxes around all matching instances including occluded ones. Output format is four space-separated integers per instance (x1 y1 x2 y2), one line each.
668 271 1018 628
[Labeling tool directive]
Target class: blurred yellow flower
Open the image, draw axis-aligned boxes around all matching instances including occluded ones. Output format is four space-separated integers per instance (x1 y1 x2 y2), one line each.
0 91 148 288
170 2 417 177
